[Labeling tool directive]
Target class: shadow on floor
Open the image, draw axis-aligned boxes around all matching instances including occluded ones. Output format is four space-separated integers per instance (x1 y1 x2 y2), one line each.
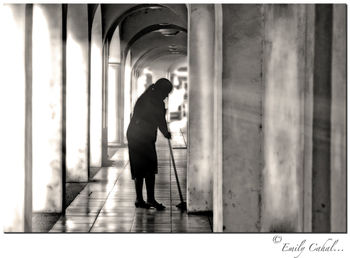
32 182 87 232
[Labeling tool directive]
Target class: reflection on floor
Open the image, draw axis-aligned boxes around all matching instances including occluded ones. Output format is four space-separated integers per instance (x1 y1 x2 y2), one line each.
49 124 212 233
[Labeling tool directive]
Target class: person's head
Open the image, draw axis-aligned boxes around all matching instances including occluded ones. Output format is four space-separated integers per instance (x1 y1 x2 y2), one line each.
153 78 173 99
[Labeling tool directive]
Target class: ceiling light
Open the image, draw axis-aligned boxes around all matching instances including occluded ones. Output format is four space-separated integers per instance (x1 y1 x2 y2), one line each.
148 6 162 10
158 29 180 36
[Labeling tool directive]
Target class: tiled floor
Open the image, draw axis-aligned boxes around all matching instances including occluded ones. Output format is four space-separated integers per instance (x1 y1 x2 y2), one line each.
50 121 212 233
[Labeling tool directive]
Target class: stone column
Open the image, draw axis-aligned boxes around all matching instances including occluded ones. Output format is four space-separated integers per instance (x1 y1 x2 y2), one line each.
303 4 315 232
187 4 215 212
330 4 346 233
108 27 122 144
118 58 126 145
212 4 223 232
221 4 263 232
32 4 63 212
90 5 103 168
123 51 132 143
1 4 32 231
262 5 306 232
131 70 138 113
118 41 127 145
116 64 124 144
311 4 333 232
108 63 121 144
102 45 109 166
66 4 89 182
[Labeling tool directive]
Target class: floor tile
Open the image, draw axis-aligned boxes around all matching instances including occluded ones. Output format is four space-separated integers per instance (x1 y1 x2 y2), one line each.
47 123 212 233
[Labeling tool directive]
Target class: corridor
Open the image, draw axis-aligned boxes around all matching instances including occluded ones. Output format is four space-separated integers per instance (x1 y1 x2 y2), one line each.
48 124 212 233
1 3 346 234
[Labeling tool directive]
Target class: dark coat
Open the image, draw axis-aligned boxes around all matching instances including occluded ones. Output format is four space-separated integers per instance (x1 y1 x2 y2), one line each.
126 85 170 179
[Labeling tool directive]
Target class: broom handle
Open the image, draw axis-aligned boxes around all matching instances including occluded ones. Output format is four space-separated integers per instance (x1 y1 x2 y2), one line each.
168 139 185 204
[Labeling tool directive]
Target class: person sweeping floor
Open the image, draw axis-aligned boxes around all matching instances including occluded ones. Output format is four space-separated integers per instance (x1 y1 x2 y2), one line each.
126 78 173 211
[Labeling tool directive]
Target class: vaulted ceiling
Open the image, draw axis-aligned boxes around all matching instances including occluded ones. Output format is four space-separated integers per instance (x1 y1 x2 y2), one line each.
100 4 187 77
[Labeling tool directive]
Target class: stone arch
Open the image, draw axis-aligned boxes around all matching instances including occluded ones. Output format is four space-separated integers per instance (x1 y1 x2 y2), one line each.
104 4 186 44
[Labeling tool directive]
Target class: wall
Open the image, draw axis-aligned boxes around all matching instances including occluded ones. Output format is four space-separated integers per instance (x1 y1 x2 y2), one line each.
222 4 263 232
219 3 346 233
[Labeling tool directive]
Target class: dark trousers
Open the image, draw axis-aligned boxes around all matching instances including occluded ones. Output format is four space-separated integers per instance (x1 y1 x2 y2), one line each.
134 175 155 203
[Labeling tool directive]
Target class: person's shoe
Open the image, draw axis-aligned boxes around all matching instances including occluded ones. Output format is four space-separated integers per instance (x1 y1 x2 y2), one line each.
147 200 166 211
135 200 151 209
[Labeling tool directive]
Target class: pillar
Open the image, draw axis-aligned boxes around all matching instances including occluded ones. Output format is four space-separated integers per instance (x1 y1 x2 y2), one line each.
212 4 223 232
108 63 121 144
102 44 108 166
118 41 126 145
66 4 89 182
123 51 132 141
90 5 103 168
32 4 63 212
303 4 316 232
1 4 32 231
330 4 346 232
262 5 306 232
311 4 333 232
221 4 263 232
187 4 215 212
108 26 121 144
131 70 139 111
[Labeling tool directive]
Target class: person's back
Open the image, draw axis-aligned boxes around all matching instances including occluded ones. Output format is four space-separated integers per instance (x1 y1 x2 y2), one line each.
126 78 173 211
127 84 169 143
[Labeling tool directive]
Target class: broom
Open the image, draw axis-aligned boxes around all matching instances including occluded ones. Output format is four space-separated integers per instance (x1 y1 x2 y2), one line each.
167 138 187 211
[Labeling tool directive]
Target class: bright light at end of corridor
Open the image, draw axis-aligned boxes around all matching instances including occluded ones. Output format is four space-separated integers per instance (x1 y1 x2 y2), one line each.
143 67 152 75
173 75 180 86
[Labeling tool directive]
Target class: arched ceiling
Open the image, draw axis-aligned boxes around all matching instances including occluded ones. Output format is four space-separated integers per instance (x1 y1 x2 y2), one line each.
120 7 186 43
124 24 187 57
130 30 187 66
101 3 187 79
148 55 187 75
166 56 188 73
133 46 186 76
101 4 187 42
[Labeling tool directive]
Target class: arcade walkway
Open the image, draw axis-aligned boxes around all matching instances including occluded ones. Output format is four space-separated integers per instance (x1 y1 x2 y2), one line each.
2 3 346 234
49 125 212 233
